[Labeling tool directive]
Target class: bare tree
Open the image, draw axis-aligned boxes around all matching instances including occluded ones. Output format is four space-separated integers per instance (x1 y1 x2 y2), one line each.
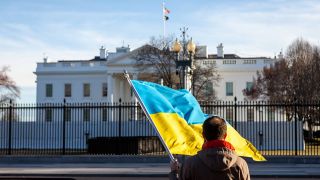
0 66 19 121
134 36 220 101
192 61 220 101
244 38 320 138
0 66 20 103
243 59 291 101
134 35 178 88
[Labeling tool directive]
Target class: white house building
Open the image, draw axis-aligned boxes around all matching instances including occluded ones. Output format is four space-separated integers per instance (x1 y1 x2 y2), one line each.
35 44 280 104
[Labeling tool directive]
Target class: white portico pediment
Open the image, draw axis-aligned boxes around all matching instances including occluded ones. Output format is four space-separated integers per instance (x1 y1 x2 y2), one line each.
106 53 137 73
106 45 150 67
107 53 136 67
106 44 155 74
106 44 156 66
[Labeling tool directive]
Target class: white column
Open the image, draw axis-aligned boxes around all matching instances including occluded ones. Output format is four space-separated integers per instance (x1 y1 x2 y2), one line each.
131 73 138 121
107 73 114 121
119 80 124 101
131 73 138 102
107 73 114 103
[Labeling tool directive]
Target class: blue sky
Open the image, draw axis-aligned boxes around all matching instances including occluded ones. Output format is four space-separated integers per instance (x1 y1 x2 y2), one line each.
0 0 320 102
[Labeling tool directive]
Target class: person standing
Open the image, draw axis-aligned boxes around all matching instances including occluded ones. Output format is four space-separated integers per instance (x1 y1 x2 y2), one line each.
169 116 250 180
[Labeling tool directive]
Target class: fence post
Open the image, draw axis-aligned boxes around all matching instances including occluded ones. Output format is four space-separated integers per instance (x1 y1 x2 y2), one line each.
62 98 66 155
294 97 298 156
118 98 122 137
234 96 237 130
8 99 12 155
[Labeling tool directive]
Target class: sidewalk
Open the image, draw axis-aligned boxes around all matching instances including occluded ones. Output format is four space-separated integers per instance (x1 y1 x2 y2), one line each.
0 156 320 178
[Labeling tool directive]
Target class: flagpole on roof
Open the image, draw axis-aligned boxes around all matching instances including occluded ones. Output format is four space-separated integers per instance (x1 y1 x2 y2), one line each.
123 71 175 161
163 2 166 38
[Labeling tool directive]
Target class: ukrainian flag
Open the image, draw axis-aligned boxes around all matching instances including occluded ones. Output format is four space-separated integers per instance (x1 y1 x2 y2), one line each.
132 80 266 161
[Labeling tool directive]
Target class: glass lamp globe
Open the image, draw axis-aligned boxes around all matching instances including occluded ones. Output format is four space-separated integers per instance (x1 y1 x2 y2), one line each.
187 38 196 54
172 38 182 53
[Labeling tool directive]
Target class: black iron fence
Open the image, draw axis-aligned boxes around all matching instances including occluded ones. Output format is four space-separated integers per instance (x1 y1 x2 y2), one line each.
0 98 320 156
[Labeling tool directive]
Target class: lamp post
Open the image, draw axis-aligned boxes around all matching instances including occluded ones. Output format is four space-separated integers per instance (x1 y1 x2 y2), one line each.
172 30 196 90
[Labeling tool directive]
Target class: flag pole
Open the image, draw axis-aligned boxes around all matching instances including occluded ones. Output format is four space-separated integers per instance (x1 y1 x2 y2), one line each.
162 2 166 38
123 71 175 161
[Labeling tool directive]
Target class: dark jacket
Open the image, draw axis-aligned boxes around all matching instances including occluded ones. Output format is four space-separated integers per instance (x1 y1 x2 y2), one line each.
169 147 250 180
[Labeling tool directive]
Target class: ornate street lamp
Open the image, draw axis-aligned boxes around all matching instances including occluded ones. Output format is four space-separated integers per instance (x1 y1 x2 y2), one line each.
172 31 196 90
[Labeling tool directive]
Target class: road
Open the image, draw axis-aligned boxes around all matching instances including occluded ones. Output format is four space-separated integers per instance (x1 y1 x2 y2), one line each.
0 177 318 180
1 161 320 180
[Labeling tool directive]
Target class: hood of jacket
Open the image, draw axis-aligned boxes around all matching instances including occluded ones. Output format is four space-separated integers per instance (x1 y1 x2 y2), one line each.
198 147 238 171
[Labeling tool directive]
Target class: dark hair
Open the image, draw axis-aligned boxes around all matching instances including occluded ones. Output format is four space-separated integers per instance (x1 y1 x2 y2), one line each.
202 116 227 140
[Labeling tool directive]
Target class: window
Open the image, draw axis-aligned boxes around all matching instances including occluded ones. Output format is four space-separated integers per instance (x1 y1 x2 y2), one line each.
226 82 233 96
205 82 213 96
102 83 108 97
45 109 52 122
247 108 254 121
102 108 108 121
45 84 53 97
223 60 236 64
246 82 253 91
83 108 90 122
83 83 90 97
226 108 233 122
64 84 72 97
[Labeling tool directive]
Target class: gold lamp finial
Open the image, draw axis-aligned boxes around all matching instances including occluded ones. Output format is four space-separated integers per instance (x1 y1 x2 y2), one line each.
187 38 196 54
172 38 182 53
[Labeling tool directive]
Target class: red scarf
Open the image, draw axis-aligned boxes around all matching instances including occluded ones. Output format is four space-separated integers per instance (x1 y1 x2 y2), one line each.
202 139 235 151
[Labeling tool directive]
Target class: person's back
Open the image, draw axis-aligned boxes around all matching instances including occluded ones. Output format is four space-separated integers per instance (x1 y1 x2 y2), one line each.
180 147 249 180
169 116 250 180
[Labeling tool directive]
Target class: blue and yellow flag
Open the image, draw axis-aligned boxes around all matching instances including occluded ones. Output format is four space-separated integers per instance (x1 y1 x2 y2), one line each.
132 80 266 161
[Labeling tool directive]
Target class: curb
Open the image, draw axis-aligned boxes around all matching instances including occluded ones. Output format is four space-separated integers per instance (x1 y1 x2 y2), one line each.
0 155 320 164
246 155 320 164
0 155 170 164
1 155 320 164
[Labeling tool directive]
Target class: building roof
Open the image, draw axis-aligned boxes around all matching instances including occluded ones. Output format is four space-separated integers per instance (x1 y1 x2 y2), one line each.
57 56 107 63
208 54 240 59
196 54 270 60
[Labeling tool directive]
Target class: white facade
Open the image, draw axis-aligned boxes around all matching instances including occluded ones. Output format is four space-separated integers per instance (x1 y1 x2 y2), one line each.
198 58 275 101
196 44 278 101
35 44 278 104
35 46 138 104
36 61 109 103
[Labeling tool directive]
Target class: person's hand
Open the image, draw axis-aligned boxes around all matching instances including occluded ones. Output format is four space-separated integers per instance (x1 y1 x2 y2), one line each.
170 158 180 173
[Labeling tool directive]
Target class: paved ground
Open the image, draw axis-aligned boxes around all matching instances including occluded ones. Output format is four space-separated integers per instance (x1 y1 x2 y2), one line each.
1 156 320 179
0 177 319 180
1 162 320 179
